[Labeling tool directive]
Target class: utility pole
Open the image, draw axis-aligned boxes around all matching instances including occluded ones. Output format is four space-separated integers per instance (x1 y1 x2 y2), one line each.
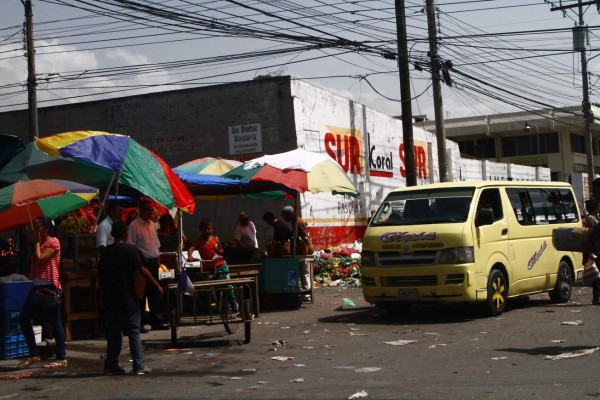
395 0 417 186
550 0 595 194
23 0 38 142
425 0 448 182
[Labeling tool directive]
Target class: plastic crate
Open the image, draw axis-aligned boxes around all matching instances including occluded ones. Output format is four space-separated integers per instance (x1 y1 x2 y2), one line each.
0 333 28 360
0 281 32 311
0 311 22 336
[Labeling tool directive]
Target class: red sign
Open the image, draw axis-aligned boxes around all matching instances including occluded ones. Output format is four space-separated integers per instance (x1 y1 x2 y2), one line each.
399 143 428 179
324 132 361 175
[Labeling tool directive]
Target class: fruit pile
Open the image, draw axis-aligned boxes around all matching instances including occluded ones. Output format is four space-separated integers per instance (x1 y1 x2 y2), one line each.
313 242 361 288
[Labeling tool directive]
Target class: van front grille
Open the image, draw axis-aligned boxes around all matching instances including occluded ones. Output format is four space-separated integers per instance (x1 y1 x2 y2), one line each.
445 274 465 284
381 275 437 287
377 251 437 266
361 276 376 286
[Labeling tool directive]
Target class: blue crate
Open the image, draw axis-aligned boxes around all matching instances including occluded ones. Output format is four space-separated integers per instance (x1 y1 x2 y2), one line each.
0 281 32 312
0 311 22 336
0 333 28 360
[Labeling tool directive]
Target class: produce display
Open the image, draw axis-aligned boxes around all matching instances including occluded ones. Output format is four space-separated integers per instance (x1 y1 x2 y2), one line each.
313 242 361 288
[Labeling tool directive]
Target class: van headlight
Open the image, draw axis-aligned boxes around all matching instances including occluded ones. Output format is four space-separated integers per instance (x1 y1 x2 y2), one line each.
361 251 375 267
439 247 474 264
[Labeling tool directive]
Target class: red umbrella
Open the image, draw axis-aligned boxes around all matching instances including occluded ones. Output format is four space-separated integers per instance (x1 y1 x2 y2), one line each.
0 179 98 233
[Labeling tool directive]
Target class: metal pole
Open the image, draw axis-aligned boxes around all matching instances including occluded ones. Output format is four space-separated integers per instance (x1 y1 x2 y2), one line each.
580 33 595 192
395 0 417 186
425 0 448 182
23 0 38 142
534 125 540 167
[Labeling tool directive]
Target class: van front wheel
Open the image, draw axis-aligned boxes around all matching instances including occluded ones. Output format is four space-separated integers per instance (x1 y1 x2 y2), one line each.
484 269 507 317
549 261 572 303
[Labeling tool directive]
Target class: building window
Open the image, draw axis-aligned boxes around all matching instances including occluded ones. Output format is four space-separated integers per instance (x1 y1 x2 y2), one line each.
501 132 558 157
458 138 496 159
570 133 586 154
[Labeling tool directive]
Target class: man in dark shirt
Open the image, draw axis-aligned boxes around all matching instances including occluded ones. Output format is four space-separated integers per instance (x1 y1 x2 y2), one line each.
99 221 163 375
263 211 291 243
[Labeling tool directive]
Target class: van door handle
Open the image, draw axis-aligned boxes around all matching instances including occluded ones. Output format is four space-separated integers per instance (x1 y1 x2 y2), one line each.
502 228 508 235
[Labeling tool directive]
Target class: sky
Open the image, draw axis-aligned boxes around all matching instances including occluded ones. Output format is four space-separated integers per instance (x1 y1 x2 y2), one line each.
1 0 600 123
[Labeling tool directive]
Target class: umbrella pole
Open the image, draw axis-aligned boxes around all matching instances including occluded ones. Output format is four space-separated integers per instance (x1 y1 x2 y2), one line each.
96 171 117 229
177 208 183 274
26 203 34 231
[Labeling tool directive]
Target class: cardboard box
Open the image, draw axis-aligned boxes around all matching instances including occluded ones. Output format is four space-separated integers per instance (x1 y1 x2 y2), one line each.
159 270 175 280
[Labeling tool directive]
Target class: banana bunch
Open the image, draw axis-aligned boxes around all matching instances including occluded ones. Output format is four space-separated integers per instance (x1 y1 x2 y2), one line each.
58 216 91 234
159 264 170 272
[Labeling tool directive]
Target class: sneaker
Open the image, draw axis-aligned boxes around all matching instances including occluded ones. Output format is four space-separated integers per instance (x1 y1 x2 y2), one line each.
132 366 152 375
104 366 127 375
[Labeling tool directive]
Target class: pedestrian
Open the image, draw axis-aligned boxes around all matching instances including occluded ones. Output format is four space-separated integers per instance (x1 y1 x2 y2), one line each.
17 216 68 369
583 197 600 304
281 206 312 302
187 219 238 312
262 211 291 243
234 211 258 250
96 201 124 256
99 220 162 375
128 199 168 330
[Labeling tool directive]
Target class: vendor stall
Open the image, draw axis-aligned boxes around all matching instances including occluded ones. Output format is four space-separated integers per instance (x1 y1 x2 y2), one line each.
176 149 356 309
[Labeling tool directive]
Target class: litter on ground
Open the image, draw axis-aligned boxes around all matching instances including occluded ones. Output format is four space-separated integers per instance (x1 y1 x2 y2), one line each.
383 340 417 346
544 347 600 360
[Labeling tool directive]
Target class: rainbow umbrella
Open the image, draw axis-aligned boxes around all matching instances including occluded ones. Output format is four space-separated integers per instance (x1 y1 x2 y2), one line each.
175 157 242 176
223 149 357 195
35 131 195 213
0 179 98 233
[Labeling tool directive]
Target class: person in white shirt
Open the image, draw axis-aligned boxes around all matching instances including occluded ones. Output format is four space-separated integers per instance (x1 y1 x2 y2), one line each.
96 201 124 256
233 211 258 249
128 200 167 330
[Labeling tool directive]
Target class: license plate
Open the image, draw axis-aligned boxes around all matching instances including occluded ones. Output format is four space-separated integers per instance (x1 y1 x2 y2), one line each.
398 288 418 301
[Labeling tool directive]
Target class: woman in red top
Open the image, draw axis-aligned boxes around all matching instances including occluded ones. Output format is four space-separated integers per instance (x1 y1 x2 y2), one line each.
17 216 67 369
187 219 238 312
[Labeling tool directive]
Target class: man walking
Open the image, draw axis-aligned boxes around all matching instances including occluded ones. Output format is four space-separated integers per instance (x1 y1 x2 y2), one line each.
128 199 168 330
99 221 163 375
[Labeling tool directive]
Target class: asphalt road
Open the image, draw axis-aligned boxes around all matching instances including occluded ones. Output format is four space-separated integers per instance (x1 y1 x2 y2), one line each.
1 285 599 400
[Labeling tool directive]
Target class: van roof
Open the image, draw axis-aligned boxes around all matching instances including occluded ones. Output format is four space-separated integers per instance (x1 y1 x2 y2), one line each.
388 180 572 193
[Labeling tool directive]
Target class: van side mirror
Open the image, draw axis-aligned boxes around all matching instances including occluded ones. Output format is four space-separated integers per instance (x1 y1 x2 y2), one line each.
475 207 494 227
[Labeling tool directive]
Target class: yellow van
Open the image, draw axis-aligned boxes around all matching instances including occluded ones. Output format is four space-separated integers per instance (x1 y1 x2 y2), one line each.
361 181 583 316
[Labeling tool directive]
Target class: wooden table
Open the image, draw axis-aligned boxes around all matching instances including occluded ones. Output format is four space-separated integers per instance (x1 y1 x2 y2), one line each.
61 271 99 342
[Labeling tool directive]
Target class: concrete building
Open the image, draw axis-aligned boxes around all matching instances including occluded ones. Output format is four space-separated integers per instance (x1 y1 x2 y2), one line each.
421 106 600 200
0 76 545 248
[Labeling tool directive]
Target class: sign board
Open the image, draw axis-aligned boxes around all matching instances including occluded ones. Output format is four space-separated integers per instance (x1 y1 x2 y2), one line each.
228 123 262 155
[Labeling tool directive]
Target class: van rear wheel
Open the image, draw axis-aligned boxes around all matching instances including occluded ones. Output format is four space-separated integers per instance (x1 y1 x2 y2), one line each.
484 269 507 317
549 261 572 303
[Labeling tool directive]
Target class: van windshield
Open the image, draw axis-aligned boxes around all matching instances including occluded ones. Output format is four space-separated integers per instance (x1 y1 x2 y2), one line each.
370 187 475 226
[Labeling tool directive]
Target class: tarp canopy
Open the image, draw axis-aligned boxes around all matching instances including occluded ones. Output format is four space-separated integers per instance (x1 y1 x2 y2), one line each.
176 170 293 199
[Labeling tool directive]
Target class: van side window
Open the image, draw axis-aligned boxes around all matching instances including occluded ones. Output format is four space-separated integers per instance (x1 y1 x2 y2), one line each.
476 188 503 221
506 187 579 225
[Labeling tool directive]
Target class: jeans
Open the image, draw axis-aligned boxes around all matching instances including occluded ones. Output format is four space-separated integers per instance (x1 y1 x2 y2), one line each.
19 287 66 361
213 264 237 309
593 278 600 301
104 308 144 372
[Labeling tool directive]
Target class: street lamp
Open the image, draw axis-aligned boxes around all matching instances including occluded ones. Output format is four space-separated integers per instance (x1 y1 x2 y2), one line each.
524 122 541 167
